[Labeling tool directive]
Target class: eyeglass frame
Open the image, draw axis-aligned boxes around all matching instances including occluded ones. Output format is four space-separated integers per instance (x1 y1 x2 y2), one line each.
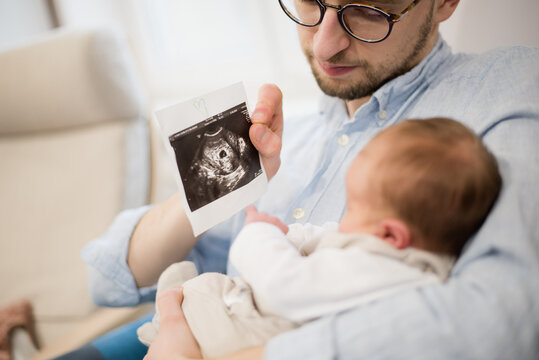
278 0 422 43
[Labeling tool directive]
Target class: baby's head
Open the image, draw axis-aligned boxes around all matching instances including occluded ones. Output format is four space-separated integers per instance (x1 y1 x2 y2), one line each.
339 118 502 257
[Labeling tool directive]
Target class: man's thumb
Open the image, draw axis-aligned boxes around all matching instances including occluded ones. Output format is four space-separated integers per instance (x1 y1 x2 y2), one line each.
157 287 184 322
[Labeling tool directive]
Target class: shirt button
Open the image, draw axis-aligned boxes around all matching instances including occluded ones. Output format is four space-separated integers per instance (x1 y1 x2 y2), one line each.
293 208 305 220
378 110 388 120
337 134 349 147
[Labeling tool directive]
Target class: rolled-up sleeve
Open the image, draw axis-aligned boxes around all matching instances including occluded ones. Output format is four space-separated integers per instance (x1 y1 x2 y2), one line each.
82 204 234 307
81 205 156 306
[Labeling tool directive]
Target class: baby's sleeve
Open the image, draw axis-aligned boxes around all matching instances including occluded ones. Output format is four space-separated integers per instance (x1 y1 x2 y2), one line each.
287 222 339 256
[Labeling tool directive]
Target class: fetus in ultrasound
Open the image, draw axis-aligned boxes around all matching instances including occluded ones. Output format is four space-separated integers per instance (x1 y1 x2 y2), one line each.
186 124 254 209
168 102 261 212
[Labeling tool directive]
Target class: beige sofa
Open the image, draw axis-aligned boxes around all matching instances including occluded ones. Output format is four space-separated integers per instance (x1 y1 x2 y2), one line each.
0 28 158 359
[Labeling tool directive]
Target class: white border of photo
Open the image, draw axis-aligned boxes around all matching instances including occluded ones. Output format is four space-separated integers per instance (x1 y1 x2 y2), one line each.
154 82 267 236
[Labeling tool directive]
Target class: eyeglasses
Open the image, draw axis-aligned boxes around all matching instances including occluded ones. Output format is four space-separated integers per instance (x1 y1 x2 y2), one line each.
278 0 422 43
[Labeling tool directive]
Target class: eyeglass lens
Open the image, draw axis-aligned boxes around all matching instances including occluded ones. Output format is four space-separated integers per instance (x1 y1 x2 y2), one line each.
279 0 391 42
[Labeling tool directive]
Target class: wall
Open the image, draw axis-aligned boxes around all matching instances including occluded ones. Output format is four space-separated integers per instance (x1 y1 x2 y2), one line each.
440 0 539 53
1 0 538 110
0 0 53 50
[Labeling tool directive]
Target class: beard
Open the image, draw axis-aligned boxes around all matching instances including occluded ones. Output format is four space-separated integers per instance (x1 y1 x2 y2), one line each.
304 5 435 101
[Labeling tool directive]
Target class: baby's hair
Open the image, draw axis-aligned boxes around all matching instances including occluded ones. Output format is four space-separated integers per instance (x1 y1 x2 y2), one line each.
370 118 502 256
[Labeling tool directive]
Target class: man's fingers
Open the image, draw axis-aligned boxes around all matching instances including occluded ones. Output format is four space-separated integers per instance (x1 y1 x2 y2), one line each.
252 84 283 120
157 287 185 326
250 84 284 180
250 123 282 179
250 124 281 155
251 84 283 133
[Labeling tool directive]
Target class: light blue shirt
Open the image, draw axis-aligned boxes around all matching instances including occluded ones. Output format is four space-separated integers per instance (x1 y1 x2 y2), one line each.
82 36 539 359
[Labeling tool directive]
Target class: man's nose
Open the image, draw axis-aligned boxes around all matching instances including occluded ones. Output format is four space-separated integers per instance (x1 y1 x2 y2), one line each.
312 7 351 61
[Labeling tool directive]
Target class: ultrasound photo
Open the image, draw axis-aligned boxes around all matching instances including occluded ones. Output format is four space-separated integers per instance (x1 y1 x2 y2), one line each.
169 102 262 211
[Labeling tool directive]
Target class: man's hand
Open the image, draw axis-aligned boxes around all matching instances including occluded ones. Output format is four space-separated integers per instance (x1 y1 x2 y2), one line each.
144 287 202 360
250 84 283 180
143 286 266 360
244 205 289 234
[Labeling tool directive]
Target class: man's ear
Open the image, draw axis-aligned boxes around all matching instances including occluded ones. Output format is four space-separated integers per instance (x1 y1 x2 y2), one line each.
378 218 411 250
434 0 460 23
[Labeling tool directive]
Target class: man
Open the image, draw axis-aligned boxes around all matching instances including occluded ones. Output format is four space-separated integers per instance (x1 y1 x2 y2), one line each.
83 0 539 359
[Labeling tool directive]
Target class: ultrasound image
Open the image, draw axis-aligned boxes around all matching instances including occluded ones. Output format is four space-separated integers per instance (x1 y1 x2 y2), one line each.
169 102 262 211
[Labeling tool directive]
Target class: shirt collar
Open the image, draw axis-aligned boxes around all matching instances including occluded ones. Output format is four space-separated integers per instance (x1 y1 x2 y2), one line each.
371 35 451 114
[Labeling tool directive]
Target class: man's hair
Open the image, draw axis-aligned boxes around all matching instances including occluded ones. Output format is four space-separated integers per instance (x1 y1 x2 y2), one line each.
371 118 502 256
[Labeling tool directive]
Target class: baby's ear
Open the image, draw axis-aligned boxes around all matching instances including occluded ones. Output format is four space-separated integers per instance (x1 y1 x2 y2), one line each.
379 218 411 250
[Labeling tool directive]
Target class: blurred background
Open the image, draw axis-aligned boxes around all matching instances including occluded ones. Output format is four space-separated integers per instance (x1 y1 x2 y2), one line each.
2 0 537 203
2 0 539 122
0 1 537 359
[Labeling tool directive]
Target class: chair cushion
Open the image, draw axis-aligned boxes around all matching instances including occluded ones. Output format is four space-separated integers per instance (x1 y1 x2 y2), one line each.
0 28 147 135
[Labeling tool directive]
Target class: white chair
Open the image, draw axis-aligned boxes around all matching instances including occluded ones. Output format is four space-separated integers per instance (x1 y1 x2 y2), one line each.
0 28 153 359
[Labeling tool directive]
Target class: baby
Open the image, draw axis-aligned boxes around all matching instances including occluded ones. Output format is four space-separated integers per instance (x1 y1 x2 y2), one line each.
138 117 502 358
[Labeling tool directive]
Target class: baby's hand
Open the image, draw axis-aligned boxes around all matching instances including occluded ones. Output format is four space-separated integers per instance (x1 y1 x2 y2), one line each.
244 205 289 234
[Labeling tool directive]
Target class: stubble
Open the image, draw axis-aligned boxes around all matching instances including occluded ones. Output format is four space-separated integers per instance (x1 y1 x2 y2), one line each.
305 5 435 101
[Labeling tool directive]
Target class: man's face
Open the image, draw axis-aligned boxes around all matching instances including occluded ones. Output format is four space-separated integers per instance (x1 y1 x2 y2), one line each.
298 0 438 101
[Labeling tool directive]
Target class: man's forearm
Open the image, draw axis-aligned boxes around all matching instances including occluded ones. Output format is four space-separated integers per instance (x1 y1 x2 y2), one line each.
128 193 198 287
